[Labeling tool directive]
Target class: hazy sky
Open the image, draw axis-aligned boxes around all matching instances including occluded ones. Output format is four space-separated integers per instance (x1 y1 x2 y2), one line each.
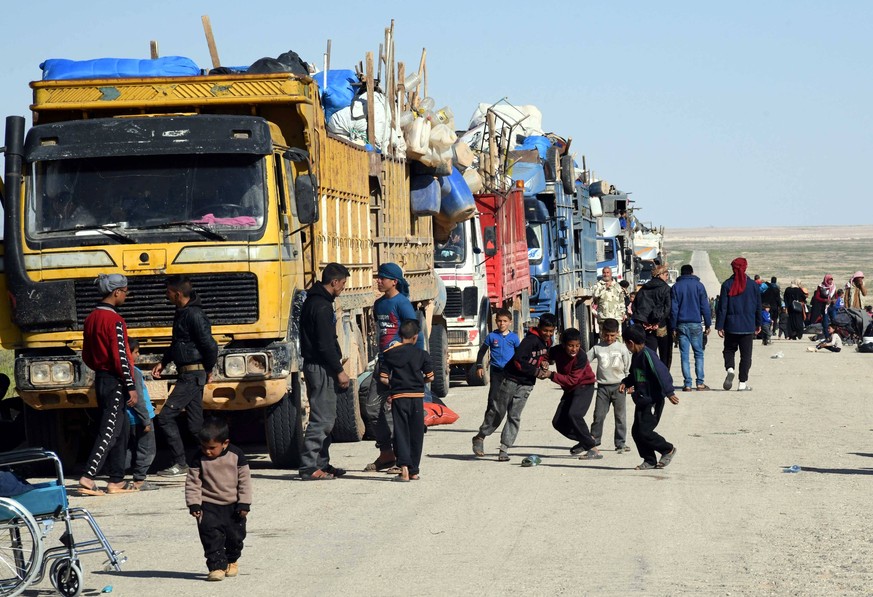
2 1 870 228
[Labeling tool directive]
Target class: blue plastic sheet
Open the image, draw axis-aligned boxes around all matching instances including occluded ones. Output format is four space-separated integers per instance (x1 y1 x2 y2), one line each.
312 69 358 122
515 135 552 160
41 56 200 80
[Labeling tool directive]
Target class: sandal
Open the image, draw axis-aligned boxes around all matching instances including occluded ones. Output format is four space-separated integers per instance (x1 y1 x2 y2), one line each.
578 450 603 460
635 462 657 470
472 436 485 457
657 447 677 469
497 452 510 462
392 475 410 482
323 465 347 478
71 484 105 497
363 459 397 472
383 466 403 475
300 470 336 481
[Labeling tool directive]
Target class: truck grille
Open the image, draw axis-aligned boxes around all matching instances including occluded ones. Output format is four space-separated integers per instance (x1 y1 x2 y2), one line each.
74 273 259 329
447 330 468 346
445 287 462 318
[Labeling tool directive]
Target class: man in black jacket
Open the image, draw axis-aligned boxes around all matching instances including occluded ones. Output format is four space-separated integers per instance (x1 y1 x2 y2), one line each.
632 264 673 368
154 275 219 477
298 263 351 480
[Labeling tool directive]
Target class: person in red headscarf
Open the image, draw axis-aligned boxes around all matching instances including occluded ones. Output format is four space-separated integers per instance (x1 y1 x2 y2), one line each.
715 257 761 392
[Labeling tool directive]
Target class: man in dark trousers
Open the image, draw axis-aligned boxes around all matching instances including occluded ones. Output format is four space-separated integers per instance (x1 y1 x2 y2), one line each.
632 263 673 368
154 275 218 477
78 273 138 495
299 263 351 480
716 257 762 392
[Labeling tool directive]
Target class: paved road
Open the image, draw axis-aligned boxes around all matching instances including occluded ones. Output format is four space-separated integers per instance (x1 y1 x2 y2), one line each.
20 252 873 596
691 249 721 297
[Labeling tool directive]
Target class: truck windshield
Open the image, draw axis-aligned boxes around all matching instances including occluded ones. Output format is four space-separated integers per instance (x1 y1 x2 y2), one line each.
434 221 466 266
526 224 544 265
26 154 266 243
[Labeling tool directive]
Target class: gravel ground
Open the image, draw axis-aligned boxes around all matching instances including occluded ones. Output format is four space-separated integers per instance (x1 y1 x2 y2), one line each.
17 251 873 596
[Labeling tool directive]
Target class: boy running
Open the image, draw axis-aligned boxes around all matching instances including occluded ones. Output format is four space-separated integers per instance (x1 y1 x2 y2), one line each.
620 326 680 470
472 313 556 462
475 308 520 414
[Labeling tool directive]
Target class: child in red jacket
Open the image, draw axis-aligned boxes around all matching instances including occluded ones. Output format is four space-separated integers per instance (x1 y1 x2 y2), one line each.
545 328 602 460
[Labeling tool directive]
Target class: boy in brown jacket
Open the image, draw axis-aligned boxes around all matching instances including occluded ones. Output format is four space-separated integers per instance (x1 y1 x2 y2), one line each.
185 417 252 581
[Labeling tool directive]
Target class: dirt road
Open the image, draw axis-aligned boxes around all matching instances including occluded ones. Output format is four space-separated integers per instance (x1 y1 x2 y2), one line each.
23 258 873 596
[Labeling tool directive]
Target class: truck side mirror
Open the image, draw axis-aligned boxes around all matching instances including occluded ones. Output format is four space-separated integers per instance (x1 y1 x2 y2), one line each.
483 226 497 257
295 173 319 225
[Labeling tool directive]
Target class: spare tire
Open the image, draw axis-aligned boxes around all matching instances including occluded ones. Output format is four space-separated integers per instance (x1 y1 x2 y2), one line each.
560 154 575 195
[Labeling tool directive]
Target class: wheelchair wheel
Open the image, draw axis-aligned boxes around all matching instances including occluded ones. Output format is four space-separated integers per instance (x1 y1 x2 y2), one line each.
0 497 44 597
52 558 83 597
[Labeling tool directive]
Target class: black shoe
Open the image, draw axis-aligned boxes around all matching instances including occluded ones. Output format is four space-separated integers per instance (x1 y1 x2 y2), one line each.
569 442 586 455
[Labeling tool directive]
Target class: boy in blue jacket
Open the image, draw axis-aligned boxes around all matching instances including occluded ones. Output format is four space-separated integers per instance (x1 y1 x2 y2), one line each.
715 257 762 392
620 326 679 470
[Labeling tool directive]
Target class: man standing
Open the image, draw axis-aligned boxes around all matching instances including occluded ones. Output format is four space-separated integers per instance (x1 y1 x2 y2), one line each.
670 264 711 392
298 263 351 481
632 264 673 368
763 277 782 334
154 275 218 476
716 258 761 392
593 267 626 325
78 273 138 495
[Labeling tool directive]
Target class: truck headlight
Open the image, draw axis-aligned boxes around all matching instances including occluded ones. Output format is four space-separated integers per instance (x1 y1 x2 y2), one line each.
30 361 74 386
224 353 268 378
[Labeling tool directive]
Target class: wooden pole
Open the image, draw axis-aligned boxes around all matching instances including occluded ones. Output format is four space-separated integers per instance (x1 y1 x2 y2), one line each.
201 15 221 69
150 41 159 59
326 39 331 73
366 52 375 146
418 48 427 99
487 110 498 190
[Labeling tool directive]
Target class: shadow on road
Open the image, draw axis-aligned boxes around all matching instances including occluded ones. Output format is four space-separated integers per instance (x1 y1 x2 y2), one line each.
848 452 873 458
93 569 204 581
787 465 873 475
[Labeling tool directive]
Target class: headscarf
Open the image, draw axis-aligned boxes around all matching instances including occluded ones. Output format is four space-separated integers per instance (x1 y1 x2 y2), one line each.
728 258 747 297
377 262 410 297
849 271 865 287
790 278 801 288
819 274 835 298
95 273 128 297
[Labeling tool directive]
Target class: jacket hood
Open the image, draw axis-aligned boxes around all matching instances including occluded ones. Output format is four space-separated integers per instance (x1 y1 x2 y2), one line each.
308 282 336 303
642 277 669 290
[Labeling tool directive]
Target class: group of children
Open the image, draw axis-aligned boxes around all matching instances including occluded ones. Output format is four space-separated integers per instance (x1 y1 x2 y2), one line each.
472 309 679 471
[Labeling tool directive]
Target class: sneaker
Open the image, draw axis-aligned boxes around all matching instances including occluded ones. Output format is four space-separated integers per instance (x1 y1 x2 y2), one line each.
622 446 631 453
157 464 188 477
616 445 628 453
723 369 735 391
226 562 239 577
207 569 225 582
472 436 485 457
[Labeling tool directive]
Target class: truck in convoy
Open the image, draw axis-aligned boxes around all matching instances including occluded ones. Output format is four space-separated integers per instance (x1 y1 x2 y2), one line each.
633 224 665 285
511 150 600 349
434 181 531 386
0 54 449 466
592 183 638 287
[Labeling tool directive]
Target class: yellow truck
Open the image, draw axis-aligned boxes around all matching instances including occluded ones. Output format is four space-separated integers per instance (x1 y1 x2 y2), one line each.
0 69 446 466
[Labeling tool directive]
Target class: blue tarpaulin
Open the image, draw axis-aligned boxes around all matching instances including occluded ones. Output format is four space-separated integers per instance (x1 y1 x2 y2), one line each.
41 56 200 80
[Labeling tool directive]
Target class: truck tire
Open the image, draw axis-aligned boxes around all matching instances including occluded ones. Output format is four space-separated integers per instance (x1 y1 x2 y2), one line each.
332 379 365 442
265 375 304 468
560 154 576 195
466 358 489 387
24 407 81 468
544 146 559 181
429 323 449 397
577 303 593 353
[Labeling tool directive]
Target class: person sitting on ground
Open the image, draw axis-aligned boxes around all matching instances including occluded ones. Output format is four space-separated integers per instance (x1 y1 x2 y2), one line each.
809 324 842 353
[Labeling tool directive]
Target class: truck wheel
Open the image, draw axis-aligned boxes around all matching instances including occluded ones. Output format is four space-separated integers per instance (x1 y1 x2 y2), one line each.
560 154 576 195
577 304 592 352
430 323 449 397
466 363 488 387
24 407 81 468
332 323 366 442
265 374 304 469
332 378 365 442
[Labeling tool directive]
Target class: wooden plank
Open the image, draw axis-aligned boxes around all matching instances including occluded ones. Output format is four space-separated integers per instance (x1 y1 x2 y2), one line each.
365 52 375 148
201 15 221 69
150 41 159 60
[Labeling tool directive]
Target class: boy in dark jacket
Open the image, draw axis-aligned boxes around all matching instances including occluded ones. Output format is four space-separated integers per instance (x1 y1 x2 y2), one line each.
379 320 434 482
544 328 601 460
186 417 252 582
620 326 679 470
632 264 673 368
472 313 556 462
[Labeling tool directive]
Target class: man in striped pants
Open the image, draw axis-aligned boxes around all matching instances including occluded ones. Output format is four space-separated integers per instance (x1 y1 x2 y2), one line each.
78 273 139 496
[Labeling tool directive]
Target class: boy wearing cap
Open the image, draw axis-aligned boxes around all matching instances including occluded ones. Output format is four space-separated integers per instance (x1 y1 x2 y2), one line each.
78 273 139 496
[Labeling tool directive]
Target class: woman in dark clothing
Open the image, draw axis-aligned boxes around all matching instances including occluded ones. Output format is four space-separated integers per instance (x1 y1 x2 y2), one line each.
807 274 834 326
783 279 808 340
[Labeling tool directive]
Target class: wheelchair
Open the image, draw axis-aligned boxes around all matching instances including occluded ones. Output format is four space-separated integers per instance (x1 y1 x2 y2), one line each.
0 449 126 597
